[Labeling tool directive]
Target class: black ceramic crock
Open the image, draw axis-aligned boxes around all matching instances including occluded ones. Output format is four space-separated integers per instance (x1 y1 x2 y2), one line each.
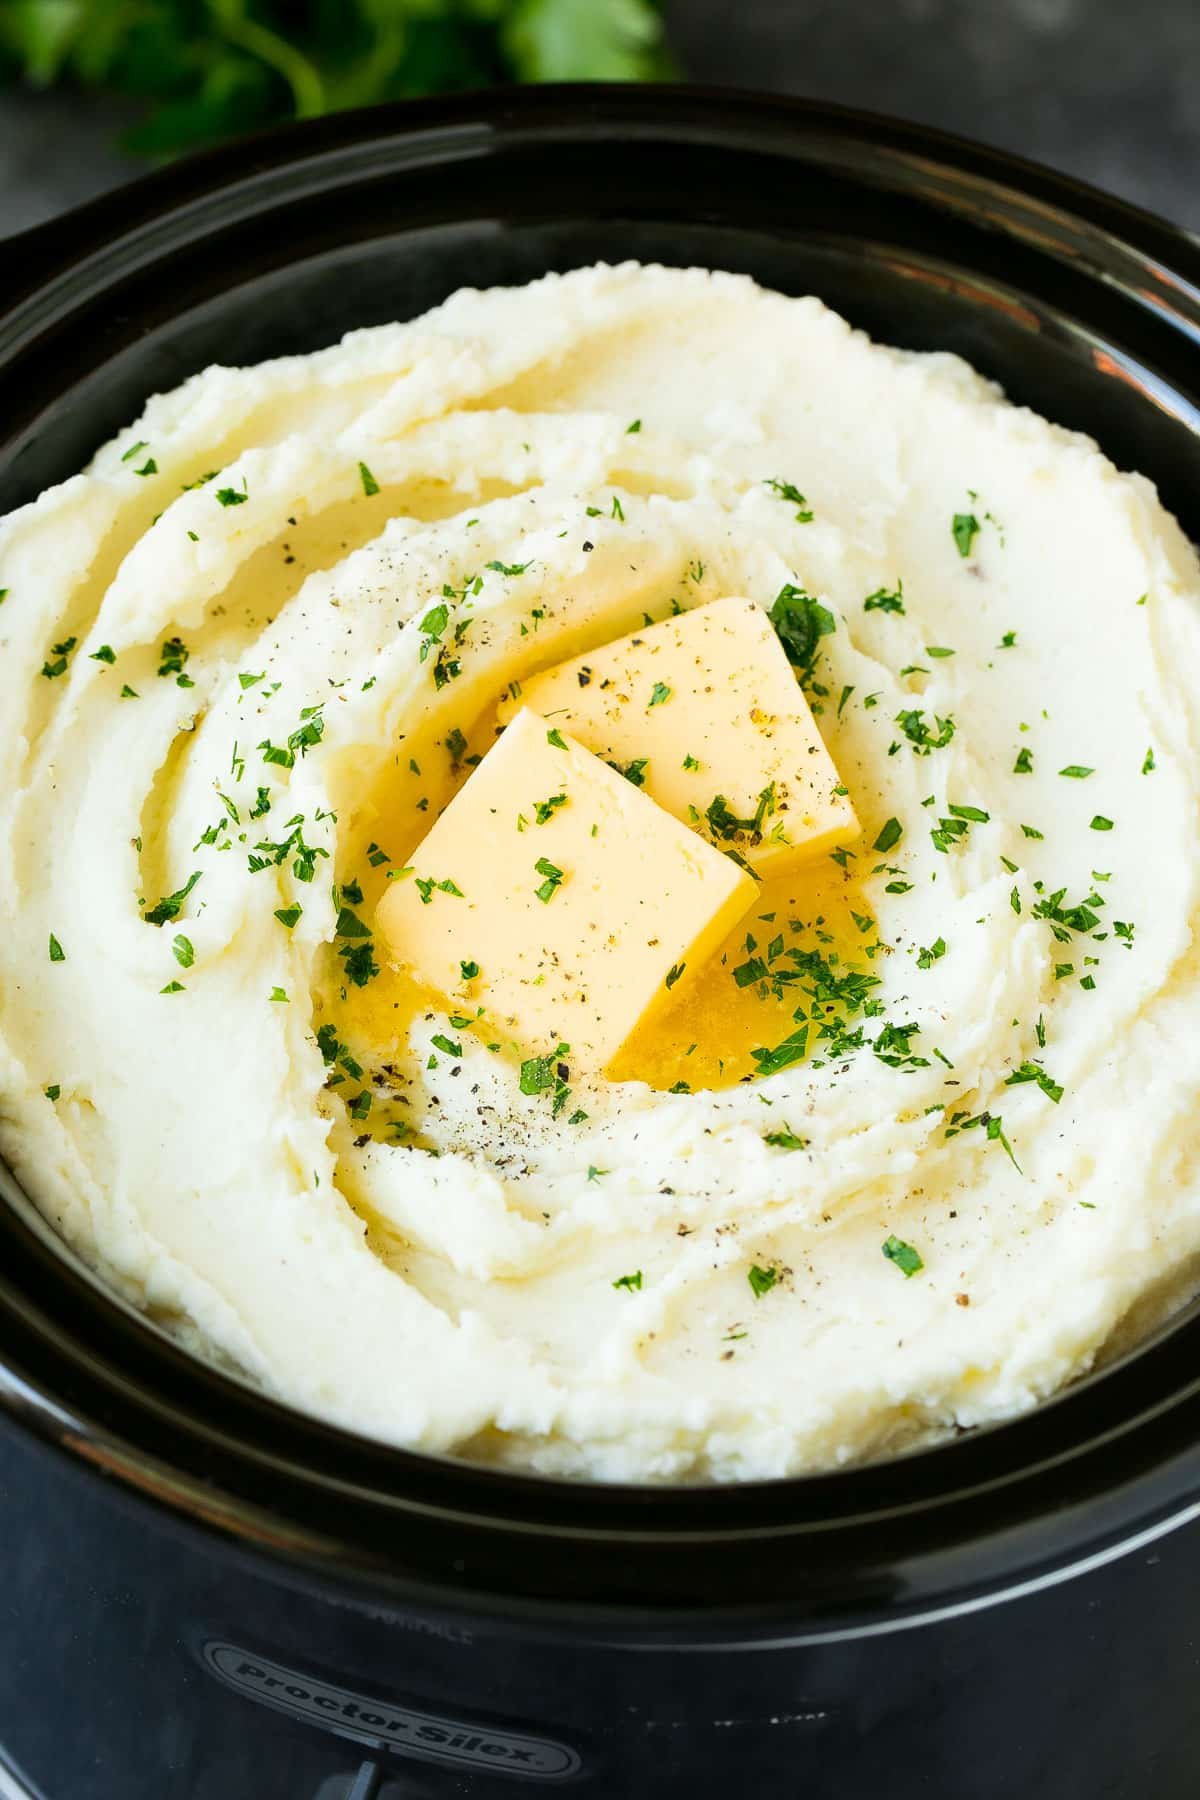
3 87 1200 1800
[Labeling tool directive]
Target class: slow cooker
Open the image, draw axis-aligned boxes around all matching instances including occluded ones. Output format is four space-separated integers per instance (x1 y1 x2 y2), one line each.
4 87 1200 1800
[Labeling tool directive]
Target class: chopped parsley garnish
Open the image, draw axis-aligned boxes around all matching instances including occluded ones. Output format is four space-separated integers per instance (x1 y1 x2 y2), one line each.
274 905 302 929
532 793 567 825
348 1091 372 1119
1004 1060 1063 1103
431 1034 463 1058
1142 747 1156 775
1031 884 1102 940
44 1085 60 1102
366 842 391 867
288 706 324 758
648 681 671 707
764 1126 807 1150
485 559 530 577
612 1271 643 1292
705 783 776 847
873 817 903 853
1013 747 1033 774
945 1109 1021 1170
1090 815 1113 831
41 637 77 679
157 636 190 681
609 757 648 787
917 937 946 969
172 934 195 968
239 670 264 689
750 1028 810 1077
952 512 980 557
896 709 955 755
864 582 905 615
1000 630 1017 648
768 583 834 684
160 980 185 994
665 962 686 990
626 419 641 434
534 857 564 903
358 461 380 497
338 939 379 987
881 1235 923 1277
546 727 568 750
747 1264 778 1298
90 645 116 664
460 959 480 980
144 870 201 926
682 752 700 771
1059 764 1094 780
764 477 813 522
121 439 148 463
926 645 955 658
48 933 65 962
215 485 247 507
414 875 463 905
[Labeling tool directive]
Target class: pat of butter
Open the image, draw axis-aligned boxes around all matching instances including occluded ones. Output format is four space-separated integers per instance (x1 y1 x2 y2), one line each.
499 596 858 875
375 707 757 1074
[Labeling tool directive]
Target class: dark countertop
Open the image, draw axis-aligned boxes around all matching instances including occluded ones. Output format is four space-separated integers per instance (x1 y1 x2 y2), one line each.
1 0 1197 240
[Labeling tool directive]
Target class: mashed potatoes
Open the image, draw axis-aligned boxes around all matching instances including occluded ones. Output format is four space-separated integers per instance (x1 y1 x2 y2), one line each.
2 263 1199 1481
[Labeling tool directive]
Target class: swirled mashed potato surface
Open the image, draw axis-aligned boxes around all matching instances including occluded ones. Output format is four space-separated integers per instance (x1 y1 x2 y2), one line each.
2 264 1199 1481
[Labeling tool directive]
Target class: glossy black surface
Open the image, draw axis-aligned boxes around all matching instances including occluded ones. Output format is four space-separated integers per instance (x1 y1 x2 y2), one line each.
3 89 1200 1650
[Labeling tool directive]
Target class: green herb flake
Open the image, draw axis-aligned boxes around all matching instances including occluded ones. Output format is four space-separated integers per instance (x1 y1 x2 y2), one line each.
534 856 565 903
665 961 686 990
48 933 65 963
768 583 835 680
431 1034 463 1058
1090 815 1114 831
612 1270 643 1292
215 486 247 507
1059 765 1094 780
40 637 77 679
358 461 380 497
144 870 201 927
952 512 980 557
873 817 903 853
764 477 813 522
882 1235 924 1277
747 1263 778 1299
274 905 302 930
648 681 671 707
172 933 195 968
90 644 116 664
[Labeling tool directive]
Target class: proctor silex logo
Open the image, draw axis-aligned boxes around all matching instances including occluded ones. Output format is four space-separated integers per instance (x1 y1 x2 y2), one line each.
201 1643 582 1781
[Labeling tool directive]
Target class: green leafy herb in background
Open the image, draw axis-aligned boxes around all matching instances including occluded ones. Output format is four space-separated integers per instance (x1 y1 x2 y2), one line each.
0 0 670 156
